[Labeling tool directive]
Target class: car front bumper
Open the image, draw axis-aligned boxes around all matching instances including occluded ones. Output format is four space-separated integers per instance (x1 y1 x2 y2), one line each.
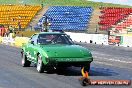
46 57 93 67
51 57 93 61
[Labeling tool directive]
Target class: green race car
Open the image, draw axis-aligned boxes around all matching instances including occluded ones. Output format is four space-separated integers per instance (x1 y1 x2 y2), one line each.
21 32 93 73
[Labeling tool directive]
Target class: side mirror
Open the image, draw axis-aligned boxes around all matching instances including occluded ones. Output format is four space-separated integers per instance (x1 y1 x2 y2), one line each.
31 41 34 45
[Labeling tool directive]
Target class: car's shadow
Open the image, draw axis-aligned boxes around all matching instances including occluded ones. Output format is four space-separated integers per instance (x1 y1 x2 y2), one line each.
89 67 118 76
45 67 118 77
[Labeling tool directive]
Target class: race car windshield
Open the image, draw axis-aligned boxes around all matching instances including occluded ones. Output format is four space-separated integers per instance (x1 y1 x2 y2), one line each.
38 34 74 45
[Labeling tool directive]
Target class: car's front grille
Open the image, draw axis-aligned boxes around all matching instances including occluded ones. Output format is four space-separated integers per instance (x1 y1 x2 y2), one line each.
52 57 93 62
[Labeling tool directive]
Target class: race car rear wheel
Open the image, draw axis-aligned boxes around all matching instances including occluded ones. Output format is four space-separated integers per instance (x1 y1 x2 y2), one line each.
37 54 45 73
21 52 31 67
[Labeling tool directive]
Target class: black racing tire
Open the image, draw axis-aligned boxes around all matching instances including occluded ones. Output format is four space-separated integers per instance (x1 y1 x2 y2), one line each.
37 54 45 73
21 52 31 67
55 67 67 72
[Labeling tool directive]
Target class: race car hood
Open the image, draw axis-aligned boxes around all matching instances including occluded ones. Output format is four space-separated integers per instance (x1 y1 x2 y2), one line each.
40 44 92 58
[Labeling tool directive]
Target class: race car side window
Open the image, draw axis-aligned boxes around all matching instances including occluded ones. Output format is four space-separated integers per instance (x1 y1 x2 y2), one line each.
30 34 38 45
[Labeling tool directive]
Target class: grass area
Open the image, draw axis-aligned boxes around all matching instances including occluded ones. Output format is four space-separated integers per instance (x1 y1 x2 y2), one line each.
0 0 18 4
0 0 131 8
41 0 131 8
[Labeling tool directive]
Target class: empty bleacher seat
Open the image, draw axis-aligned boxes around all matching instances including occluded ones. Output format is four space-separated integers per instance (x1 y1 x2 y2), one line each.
98 7 132 30
0 4 41 29
35 6 93 31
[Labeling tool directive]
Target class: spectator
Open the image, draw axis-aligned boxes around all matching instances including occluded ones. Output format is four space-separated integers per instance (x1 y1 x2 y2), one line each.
0 25 5 37
18 22 21 31
9 26 13 33
9 26 14 39
12 18 15 21
41 4 43 7
2 26 5 37
5 27 9 37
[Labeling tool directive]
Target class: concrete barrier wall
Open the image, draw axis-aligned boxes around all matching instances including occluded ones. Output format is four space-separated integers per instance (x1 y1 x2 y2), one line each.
0 32 132 48
66 32 132 47
1 32 109 47
122 36 132 47
0 36 2 43
2 37 13 45
1 37 29 47
14 37 29 47
66 32 108 45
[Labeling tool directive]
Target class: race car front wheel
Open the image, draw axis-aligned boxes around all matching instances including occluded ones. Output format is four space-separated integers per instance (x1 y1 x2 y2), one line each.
21 52 31 67
37 54 45 73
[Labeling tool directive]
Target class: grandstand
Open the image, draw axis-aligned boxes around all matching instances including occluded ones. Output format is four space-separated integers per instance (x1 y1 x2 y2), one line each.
113 14 132 33
0 4 41 29
0 0 131 35
35 6 93 31
98 7 132 32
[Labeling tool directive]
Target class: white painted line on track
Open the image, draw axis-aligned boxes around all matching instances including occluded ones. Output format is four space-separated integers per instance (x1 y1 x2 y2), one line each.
94 61 113 66
107 58 132 64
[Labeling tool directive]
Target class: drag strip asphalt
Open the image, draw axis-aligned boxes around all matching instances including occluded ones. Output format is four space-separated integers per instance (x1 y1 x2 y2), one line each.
0 44 132 88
